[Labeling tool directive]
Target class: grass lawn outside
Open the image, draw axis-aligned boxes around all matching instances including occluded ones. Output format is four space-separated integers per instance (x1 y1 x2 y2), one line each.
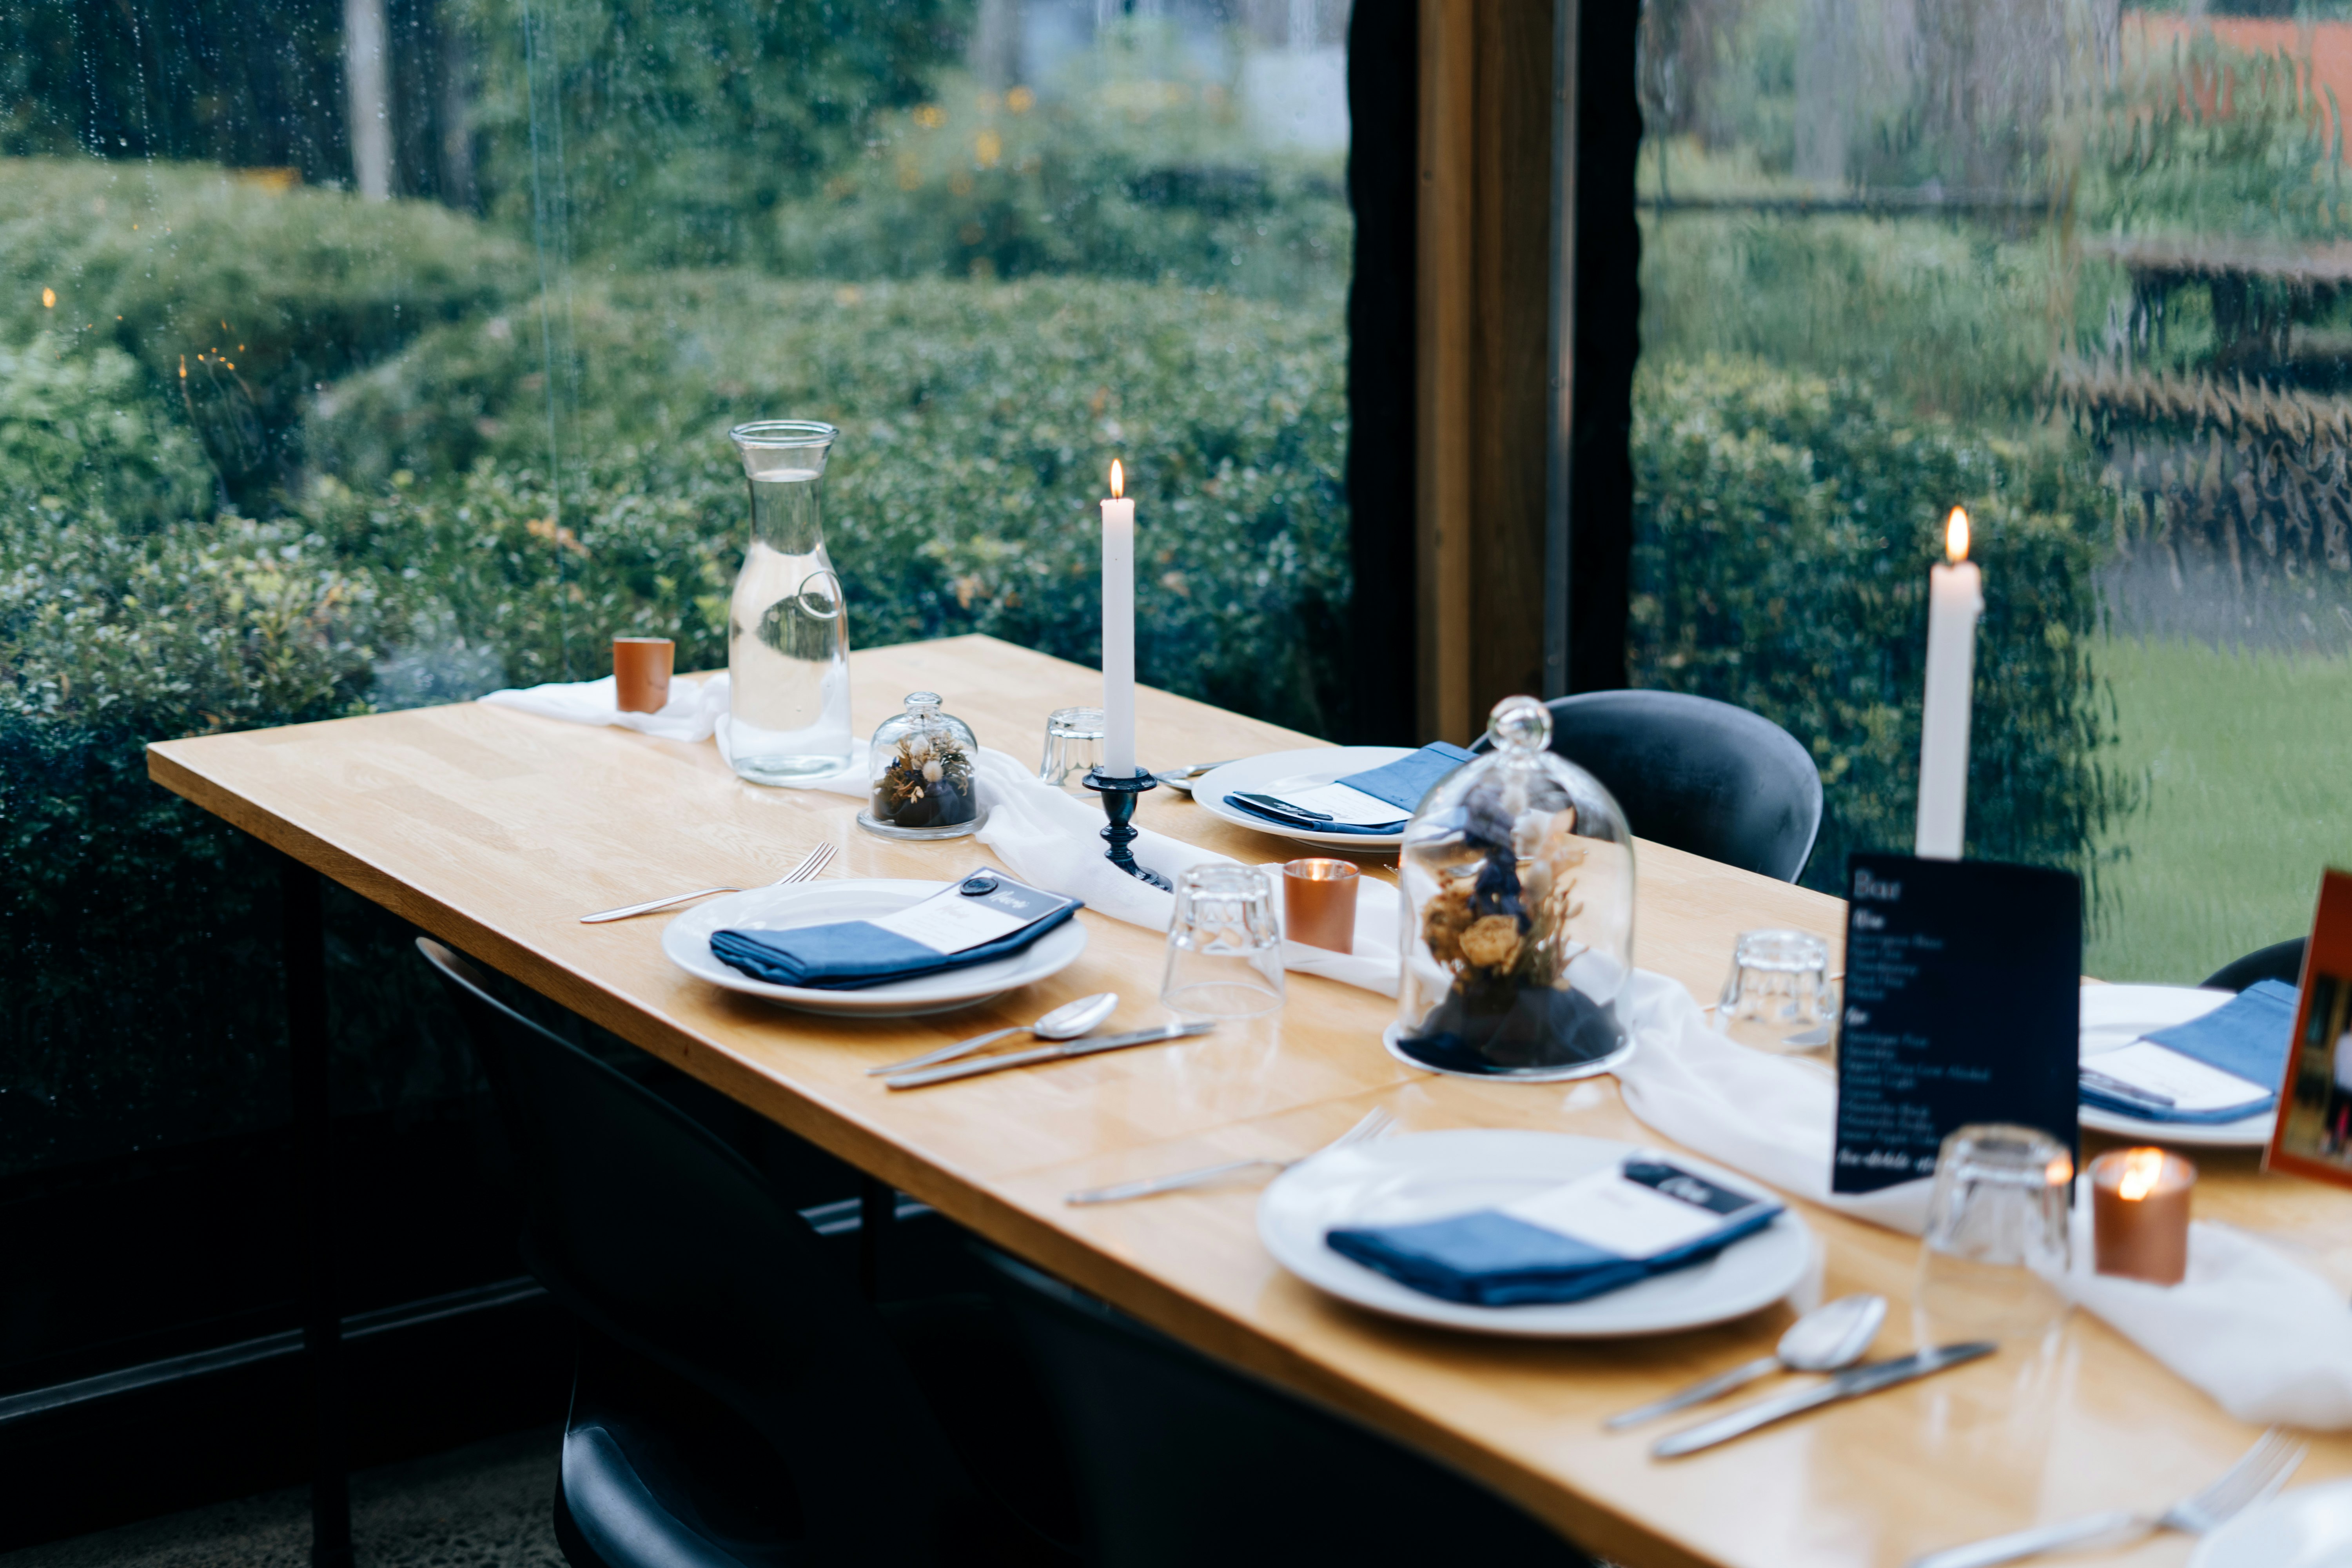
2087 636 2352 982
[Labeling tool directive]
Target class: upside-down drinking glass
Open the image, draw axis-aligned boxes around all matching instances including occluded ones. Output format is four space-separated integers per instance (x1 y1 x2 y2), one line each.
1161 864 1285 1019
1039 706 1107 789
1717 929 1838 1055
1915 1123 2074 1344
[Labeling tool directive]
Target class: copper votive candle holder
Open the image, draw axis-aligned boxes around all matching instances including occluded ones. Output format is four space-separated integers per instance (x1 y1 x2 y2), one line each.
613 637 674 714
2090 1146 2195 1285
1282 858 1360 953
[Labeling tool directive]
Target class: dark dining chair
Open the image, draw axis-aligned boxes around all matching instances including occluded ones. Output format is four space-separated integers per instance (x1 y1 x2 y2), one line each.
417 937 1077 1568
976 1246 1596 1568
2202 938 2307 993
1470 690 1822 883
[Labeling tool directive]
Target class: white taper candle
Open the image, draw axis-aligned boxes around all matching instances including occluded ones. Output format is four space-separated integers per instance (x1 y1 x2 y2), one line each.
1916 506 1982 860
1101 461 1137 777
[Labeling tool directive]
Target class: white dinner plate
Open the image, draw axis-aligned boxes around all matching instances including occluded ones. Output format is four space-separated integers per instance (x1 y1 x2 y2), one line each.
2080 983 2277 1148
2190 1478 2352 1568
1257 1129 1812 1337
1192 747 1430 851
661 878 1087 1018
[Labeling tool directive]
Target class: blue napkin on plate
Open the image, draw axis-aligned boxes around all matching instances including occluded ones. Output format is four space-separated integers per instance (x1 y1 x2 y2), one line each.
1325 1159 1782 1308
2079 979 2298 1123
710 874 1082 991
1226 742 1474 835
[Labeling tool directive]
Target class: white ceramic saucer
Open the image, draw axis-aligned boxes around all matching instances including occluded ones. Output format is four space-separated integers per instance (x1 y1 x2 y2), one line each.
2080 984 2277 1148
662 878 1087 1018
1257 1128 1811 1338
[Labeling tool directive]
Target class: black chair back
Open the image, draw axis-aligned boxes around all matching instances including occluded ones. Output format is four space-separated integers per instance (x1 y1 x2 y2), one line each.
1471 690 1822 882
978 1247 1591 1568
2202 938 2307 993
416 938 976 1561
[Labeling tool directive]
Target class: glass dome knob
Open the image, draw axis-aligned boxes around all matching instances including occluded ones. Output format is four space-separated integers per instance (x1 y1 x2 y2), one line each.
1488 695 1553 755
906 691 942 712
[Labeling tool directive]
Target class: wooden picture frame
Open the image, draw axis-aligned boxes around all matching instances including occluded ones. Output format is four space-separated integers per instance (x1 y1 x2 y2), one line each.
2264 868 2352 1186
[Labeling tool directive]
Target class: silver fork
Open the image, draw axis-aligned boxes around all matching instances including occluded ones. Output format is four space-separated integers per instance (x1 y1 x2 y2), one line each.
579 842 836 923
1064 1108 1396 1205
1907 1427 2305 1568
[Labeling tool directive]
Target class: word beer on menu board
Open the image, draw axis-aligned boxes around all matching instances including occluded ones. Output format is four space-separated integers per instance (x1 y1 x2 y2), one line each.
1832 853 2081 1193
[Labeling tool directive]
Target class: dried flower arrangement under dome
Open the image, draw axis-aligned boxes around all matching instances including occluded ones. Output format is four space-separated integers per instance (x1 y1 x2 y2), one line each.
858 691 985 840
1390 696 1637 1081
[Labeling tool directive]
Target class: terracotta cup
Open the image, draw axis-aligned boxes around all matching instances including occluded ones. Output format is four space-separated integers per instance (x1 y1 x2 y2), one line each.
1282 858 1361 954
2089 1146 2195 1286
613 637 675 714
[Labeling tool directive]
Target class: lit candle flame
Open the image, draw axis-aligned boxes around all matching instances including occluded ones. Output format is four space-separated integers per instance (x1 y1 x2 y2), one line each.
2117 1147 2165 1202
1109 460 1124 500
1945 507 1970 564
41 287 55 309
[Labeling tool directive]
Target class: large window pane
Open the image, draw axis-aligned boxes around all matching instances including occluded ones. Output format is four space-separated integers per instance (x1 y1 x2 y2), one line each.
0 0 1351 1374
1632 0 2350 977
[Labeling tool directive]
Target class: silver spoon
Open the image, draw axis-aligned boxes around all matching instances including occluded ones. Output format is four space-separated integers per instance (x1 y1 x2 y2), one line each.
1604 1292 1888 1430
866 992 1120 1077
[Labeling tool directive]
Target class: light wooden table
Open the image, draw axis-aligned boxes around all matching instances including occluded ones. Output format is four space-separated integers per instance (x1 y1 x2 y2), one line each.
151 635 2352 1568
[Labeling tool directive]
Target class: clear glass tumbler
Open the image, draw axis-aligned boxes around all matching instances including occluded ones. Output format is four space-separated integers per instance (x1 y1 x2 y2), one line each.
1716 929 1838 1055
1915 1123 2074 1344
726 420 854 784
1039 705 1106 789
1162 864 1285 1019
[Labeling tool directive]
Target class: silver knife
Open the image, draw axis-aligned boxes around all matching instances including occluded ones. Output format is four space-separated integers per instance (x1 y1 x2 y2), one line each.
1651 1342 1997 1458
885 1020 1214 1090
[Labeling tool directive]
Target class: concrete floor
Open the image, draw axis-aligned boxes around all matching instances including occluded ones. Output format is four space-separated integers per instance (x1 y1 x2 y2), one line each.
0 1429 565 1568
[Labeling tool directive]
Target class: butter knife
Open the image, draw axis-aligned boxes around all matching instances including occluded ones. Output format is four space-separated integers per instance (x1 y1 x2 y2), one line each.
1651 1341 1996 1458
885 1020 1214 1089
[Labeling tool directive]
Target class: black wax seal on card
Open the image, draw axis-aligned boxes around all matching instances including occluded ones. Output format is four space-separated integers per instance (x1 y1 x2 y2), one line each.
1831 852 2081 1194
958 873 1000 897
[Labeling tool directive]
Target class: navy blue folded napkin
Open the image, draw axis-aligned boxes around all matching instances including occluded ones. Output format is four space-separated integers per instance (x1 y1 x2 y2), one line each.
2078 979 2297 1124
711 871 1082 991
1226 742 1474 836
1326 1158 1782 1308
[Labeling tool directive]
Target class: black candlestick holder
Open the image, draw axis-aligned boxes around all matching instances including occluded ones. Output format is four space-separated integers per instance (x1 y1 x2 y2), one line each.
1082 767 1171 889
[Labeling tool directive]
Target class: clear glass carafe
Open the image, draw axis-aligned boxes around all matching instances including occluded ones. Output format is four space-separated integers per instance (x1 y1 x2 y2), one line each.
726 420 854 784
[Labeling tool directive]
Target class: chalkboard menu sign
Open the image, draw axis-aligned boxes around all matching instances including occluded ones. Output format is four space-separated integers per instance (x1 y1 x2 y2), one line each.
1833 853 2081 1194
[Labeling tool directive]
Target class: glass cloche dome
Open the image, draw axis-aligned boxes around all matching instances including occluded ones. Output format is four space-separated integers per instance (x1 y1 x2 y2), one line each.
1389 696 1637 1080
857 691 985 840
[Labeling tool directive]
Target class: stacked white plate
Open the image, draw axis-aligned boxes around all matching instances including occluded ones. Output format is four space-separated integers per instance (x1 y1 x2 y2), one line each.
1257 1129 1813 1337
2080 984 2277 1148
661 878 1088 1018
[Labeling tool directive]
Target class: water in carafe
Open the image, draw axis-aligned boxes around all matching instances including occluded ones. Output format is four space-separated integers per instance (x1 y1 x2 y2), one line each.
726 421 854 784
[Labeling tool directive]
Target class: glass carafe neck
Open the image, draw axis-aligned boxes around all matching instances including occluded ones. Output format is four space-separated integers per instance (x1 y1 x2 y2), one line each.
748 471 824 555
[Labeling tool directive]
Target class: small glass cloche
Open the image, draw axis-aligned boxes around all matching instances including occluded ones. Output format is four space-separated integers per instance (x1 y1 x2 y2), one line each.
1388 695 1637 1080
857 691 986 840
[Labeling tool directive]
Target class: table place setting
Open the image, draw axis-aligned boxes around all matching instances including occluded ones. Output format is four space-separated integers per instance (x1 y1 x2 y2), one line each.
2077 980 2292 1145
1194 740 1475 846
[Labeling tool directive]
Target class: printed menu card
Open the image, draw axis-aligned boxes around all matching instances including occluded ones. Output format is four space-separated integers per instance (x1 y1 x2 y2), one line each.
1832 853 2081 1194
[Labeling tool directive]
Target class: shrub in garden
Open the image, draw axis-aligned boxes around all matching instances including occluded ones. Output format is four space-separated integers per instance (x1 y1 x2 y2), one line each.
0 333 405 1171
0 157 526 498
1630 356 2130 893
307 271 1351 736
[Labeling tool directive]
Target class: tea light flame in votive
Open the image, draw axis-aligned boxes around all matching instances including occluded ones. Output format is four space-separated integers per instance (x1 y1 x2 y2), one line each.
1946 506 1970 563
1110 459 1123 499
2045 1154 2074 1187
2118 1147 2165 1202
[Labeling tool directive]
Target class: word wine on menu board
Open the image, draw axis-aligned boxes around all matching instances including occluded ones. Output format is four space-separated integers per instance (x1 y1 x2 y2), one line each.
1832 853 2081 1194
